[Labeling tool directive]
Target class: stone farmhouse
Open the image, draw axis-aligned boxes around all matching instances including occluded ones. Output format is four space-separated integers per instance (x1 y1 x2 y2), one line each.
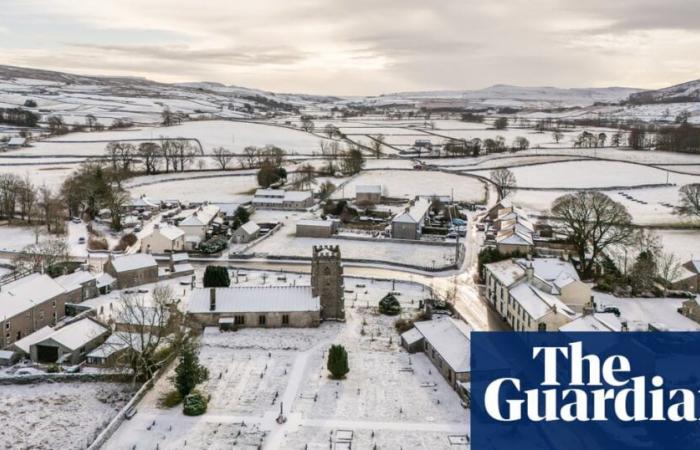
103 253 159 289
483 257 591 330
0 273 68 348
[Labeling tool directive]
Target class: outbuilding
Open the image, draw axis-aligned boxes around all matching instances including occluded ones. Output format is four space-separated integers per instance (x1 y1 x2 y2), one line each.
30 317 110 365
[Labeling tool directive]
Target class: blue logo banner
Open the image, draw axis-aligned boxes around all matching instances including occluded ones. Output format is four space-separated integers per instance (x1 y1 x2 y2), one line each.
471 332 700 450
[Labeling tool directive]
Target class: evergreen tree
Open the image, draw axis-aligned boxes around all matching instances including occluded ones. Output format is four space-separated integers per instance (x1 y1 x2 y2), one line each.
327 344 349 379
173 340 209 398
203 265 231 287
378 293 401 316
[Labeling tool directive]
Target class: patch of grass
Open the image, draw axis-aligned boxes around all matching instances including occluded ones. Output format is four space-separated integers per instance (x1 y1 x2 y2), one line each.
158 389 183 408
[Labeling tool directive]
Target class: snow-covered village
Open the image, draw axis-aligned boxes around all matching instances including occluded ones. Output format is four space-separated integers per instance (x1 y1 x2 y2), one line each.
1 2 700 449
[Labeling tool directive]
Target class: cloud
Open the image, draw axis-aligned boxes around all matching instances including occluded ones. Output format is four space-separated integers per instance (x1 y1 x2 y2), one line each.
0 0 699 94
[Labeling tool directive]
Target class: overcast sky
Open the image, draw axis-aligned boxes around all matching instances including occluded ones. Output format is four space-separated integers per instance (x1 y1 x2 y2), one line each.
1 0 699 95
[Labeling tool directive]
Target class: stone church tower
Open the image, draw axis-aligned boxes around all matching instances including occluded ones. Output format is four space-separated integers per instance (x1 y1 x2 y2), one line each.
311 245 345 321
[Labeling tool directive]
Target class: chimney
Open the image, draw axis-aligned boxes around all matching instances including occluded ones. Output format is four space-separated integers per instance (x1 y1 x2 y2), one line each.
209 288 216 311
525 260 534 282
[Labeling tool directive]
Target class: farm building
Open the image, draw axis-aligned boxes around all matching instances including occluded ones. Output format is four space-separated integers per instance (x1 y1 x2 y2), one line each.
29 317 109 365
141 224 186 254
231 221 260 243
103 253 158 289
391 197 431 240
177 204 221 242
0 273 68 348
356 185 382 205
252 189 313 210
8 325 54 358
7 137 26 148
672 260 700 293
296 219 337 238
55 269 99 304
401 317 470 400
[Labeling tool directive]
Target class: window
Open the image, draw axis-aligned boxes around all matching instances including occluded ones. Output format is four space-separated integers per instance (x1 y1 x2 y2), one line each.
282 314 290 326
4 322 9 330
52 300 56 308
538 323 547 332
258 315 266 325
234 315 245 325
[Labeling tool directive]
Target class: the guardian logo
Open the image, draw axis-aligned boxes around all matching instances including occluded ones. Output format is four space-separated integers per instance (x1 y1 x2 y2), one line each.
484 341 698 423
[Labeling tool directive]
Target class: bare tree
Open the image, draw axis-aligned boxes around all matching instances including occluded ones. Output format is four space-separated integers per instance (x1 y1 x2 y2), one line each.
238 146 258 169
370 134 385 159
112 284 182 380
490 168 517 199
658 252 683 292
677 184 700 218
14 237 69 273
552 131 564 143
550 191 633 278
211 146 234 170
137 142 162 175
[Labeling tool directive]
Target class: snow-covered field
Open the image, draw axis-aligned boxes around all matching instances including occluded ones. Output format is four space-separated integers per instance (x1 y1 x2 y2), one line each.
103 276 467 450
127 173 259 202
657 229 700 262
0 382 134 450
511 185 690 226
474 160 700 189
250 228 460 269
14 121 329 157
331 170 486 202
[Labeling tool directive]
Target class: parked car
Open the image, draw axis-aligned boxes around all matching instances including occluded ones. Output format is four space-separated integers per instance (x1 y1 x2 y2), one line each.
78 237 86 244
71 217 81 224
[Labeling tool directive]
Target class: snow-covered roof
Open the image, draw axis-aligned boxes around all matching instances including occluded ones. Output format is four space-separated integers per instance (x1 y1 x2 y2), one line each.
37 318 109 351
108 253 157 273
297 219 334 228
238 221 260 235
96 273 116 289
55 270 95 292
400 327 424 346
357 185 382 194
7 137 26 146
155 224 185 240
559 313 622 332
0 273 66 320
496 229 533 246
86 331 155 359
413 318 470 373
187 286 320 313
509 283 574 321
179 205 219 226
254 189 285 198
170 252 189 262
11 325 54 354
173 263 194 273
684 259 700 274
0 350 14 360
284 191 312 202
392 198 431 224
214 203 241 216
516 258 580 289
127 195 159 208
485 259 526 287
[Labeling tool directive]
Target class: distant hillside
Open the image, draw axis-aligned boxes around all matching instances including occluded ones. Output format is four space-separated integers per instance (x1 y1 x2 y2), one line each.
628 79 700 104
376 84 644 109
0 65 315 124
